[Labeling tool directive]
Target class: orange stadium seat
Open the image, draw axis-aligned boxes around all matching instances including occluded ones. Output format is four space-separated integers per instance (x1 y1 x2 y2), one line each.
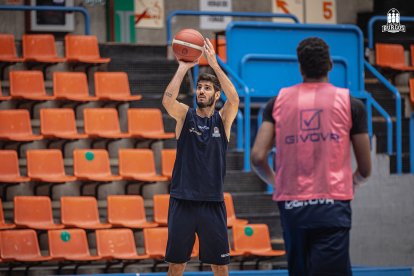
0 150 30 183
143 227 198 259
53 72 97 101
0 81 11 101
224 192 248 227
107 195 158 229
409 78 414 106
65 35 110 64
60 196 112 229
73 149 122 182
14 196 64 230
83 108 130 139
0 110 43 141
375 43 414 71
96 229 149 261
128 108 175 140
161 149 176 179
27 149 77 183
0 34 24 79
233 224 285 257
0 198 15 229
40 108 88 140
9 71 55 100
0 229 52 262
94 72 142 101
119 149 168 182
48 229 102 261
22 34 66 63
0 34 23 63
152 194 170 226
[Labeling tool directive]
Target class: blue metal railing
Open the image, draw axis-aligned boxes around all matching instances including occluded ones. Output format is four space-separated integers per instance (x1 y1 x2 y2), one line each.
410 112 414 173
365 61 402 174
166 10 299 45
0 5 91 34
368 16 414 49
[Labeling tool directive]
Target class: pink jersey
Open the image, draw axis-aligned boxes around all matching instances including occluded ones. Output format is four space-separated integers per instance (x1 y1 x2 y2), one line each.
272 83 353 201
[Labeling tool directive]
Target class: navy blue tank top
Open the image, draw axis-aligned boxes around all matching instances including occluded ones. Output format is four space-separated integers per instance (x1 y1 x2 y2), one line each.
170 108 228 201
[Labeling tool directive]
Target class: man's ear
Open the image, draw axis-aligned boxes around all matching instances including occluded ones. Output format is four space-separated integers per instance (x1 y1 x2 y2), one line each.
329 59 333 71
215 91 221 101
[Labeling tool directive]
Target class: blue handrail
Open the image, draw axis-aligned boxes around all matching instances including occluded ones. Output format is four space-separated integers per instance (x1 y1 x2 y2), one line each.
166 10 299 45
0 5 91 35
365 60 402 174
410 112 414 173
236 110 244 152
368 16 414 49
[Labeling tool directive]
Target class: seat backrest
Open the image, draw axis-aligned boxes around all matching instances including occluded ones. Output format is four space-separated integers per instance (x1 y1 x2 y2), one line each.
143 227 168 256
128 108 165 134
23 34 58 59
94 72 131 98
10 70 46 97
40 108 78 136
96 228 140 257
0 199 6 225
375 43 407 67
409 78 414 106
0 110 34 138
27 149 66 178
84 108 122 135
224 192 237 221
65 35 101 59
14 196 56 226
107 195 147 224
161 149 176 178
233 224 273 252
48 229 92 259
0 34 18 58
0 150 22 179
73 149 112 178
60 196 101 226
118 149 156 176
1 229 44 260
53 72 89 98
153 194 170 225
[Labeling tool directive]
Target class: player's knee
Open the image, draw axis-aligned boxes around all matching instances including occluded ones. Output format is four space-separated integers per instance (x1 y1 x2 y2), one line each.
211 264 228 275
168 263 186 276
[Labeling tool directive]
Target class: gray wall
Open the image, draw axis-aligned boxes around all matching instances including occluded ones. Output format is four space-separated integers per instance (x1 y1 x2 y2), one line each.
0 0 374 44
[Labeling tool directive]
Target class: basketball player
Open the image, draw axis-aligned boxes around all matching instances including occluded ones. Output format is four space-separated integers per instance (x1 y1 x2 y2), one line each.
162 38 239 276
251 37 372 275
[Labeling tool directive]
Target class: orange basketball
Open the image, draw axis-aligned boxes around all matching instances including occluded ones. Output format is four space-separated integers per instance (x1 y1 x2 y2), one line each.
172 29 205 62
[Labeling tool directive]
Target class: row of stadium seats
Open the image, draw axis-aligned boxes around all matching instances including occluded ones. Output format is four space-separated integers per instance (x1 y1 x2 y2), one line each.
0 149 176 197
0 224 284 267
0 71 140 102
375 43 414 71
0 34 110 77
0 108 174 142
0 194 246 230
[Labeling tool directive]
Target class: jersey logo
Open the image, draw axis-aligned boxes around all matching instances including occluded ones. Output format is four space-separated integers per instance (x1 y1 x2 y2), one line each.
198 125 210 131
301 109 322 131
212 127 221 137
189 127 202 136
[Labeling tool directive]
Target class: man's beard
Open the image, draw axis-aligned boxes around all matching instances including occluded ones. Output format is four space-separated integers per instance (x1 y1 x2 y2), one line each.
196 96 215 108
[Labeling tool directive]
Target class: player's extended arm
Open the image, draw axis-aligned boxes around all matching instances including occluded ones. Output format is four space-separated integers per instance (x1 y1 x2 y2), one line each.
351 133 372 186
251 122 276 186
162 61 196 136
204 38 239 140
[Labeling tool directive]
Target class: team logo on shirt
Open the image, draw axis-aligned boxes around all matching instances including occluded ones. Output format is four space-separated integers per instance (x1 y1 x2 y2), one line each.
212 127 221 137
198 125 210 131
284 109 340 144
189 127 202 136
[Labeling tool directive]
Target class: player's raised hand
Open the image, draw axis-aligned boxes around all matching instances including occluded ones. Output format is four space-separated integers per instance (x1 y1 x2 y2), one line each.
204 38 219 68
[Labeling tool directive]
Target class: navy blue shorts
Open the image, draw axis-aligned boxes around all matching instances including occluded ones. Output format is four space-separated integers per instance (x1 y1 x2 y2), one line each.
165 197 230 265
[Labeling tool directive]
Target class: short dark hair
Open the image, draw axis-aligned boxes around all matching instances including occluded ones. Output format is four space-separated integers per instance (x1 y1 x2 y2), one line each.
297 37 331 79
197 73 221 92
